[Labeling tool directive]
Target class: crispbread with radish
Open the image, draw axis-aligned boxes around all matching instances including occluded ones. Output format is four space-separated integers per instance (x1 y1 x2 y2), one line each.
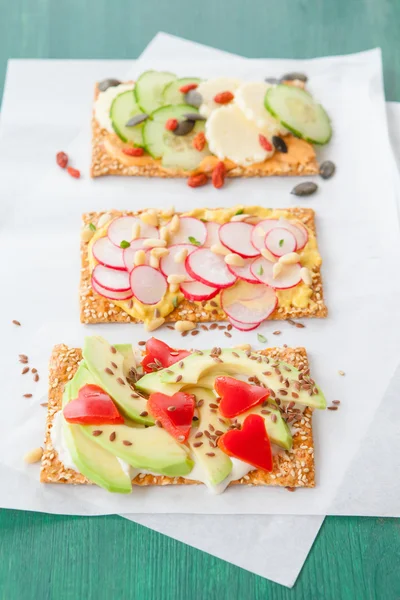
80 206 326 328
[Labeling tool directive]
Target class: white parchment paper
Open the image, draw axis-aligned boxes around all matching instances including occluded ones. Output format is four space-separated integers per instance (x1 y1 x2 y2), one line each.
0 48 399 517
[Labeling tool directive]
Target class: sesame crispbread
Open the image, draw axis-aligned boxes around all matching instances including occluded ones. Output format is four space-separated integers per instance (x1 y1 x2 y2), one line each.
40 344 315 490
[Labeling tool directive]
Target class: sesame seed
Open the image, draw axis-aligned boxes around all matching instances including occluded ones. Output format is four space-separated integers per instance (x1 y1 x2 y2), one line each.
224 332 232 338
92 430 103 436
328 406 338 411
116 377 125 385
193 442 203 448
332 400 341 405
21 367 29 375
33 374 39 382
175 375 182 382
123 440 132 446
109 432 116 441
110 346 117 354
104 368 113 375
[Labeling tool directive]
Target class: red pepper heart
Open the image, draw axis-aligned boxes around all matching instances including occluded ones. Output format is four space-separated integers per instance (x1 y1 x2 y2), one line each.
63 384 124 425
215 376 270 418
147 392 195 442
141 338 190 373
218 414 273 471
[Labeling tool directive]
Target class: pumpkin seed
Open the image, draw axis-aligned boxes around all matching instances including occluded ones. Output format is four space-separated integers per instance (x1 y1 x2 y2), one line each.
185 89 203 108
281 72 308 83
319 160 336 180
173 120 195 136
98 78 121 92
265 77 279 84
183 113 206 122
125 113 149 127
272 136 288 153
291 182 318 197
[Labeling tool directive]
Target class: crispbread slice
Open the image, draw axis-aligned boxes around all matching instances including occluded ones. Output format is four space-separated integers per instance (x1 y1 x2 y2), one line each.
80 207 327 325
91 83 319 179
40 344 315 489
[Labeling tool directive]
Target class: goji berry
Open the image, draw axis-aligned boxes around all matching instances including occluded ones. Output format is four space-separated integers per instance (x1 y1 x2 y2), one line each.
122 147 144 157
165 118 178 131
67 166 80 179
179 83 198 94
214 91 234 104
56 151 68 169
259 134 273 152
192 131 206 152
212 161 226 189
187 173 208 188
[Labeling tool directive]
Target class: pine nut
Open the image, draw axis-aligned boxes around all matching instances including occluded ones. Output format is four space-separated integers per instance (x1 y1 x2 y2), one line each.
273 263 284 279
162 205 175 218
175 320 196 332
149 254 159 269
145 317 165 332
300 267 312 285
168 214 180 234
169 283 180 293
134 250 146 266
132 222 141 240
230 214 248 222
143 238 167 248
174 248 188 263
151 247 169 258
81 227 95 243
224 253 245 267
140 209 158 227
24 447 43 464
279 252 300 265
234 344 252 351
261 248 277 262
211 243 230 256
167 274 186 285
255 226 265 237
159 226 169 242
97 212 114 228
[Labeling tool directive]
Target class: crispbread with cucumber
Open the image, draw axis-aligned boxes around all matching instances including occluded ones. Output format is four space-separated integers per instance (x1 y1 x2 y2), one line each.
91 70 331 183
40 336 322 493
80 206 327 331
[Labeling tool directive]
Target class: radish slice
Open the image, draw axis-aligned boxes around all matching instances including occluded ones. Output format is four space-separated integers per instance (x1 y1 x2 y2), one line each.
265 227 297 257
92 278 133 301
218 222 260 258
221 280 277 324
186 248 237 288
159 244 195 281
123 239 150 272
204 222 221 248
251 219 280 251
228 317 261 331
130 266 167 305
280 219 308 251
108 216 158 247
251 257 302 289
92 236 126 270
227 258 259 283
180 280 219 301
168 217 207 246
92 264 131 292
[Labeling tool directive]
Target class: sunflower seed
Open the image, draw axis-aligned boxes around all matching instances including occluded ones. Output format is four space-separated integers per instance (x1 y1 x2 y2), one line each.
272 136 288 153
125 113 149 127
173 120 195 136
185 89 203 107
319 160 336 180
291 182 318 197
281 72 308 83
183 113 206 122
98 78 121 92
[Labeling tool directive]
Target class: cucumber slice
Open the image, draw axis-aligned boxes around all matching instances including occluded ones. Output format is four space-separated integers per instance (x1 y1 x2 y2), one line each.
143 104 210 171
265 84 332 145
162 77 202 106
134 70 176 115
110 91 145 146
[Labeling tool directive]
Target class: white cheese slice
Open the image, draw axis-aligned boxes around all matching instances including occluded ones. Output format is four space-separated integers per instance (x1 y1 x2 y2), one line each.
235 81 288 136
197 77 242 118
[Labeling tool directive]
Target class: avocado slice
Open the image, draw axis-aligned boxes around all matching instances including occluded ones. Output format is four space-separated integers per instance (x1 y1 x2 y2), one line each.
62 363 132 494
81 423 194 477
114 343 136 378
236 402 293 450
83 336 154 425
137 349 326 410
186 386 232 486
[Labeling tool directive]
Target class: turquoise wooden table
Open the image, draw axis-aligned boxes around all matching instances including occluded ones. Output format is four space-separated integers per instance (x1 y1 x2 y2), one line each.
1 1 400 598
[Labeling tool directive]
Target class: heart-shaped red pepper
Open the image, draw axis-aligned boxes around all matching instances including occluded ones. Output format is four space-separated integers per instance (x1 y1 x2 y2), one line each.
215 376 270 418
63 384 124 425
141 338 190 373
147 392 195 442
218 414 273 471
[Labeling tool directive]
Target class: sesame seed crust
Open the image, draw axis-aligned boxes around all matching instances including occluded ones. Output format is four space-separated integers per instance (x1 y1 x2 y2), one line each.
40 345 315 490
80 208 327 326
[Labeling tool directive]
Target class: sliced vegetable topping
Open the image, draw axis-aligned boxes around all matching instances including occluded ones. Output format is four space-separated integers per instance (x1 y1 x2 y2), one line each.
180 280 219 302
63 384 125 425
129 265 167 305
108 216 158 247
226 258 259 284
204 221 221 248
110 91 145 146
92 264 131 292
159 244 195 281
251 257 302 289
168 217 207 246
141 338 190 374
162 78 202 105
134 70 176 114
92 236 126 270
227 317 261 331
215 376 270 418
91 278 134 301
265 227 297 257
218 414 273 472
218 222 260 258
147 391 195 442
220 280 277 324
186 248 237 288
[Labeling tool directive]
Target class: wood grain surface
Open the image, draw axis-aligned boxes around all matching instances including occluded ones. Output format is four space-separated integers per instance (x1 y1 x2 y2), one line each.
0 0 400 598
